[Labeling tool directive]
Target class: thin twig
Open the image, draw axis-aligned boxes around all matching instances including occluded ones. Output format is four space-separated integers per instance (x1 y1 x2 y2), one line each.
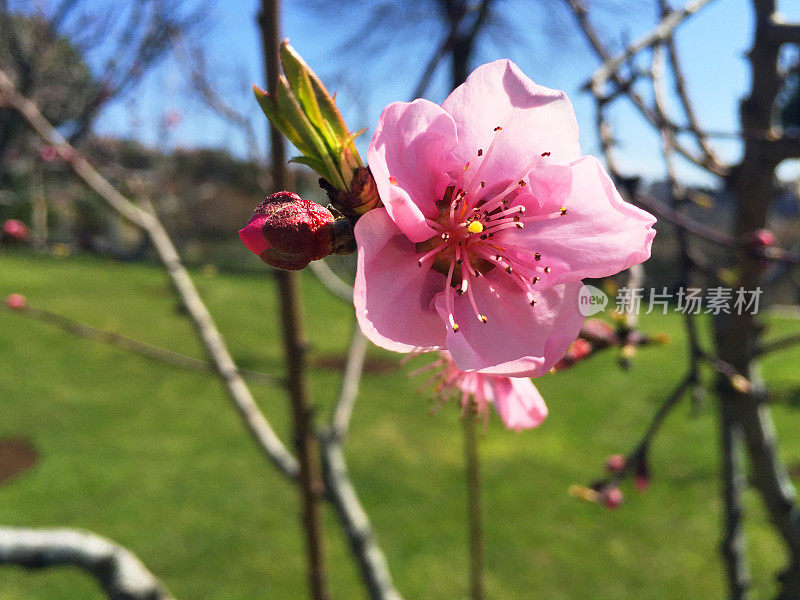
757 331 800 356
657 0 719 165
565 0 727 175
307 259 354 303
0 66 300 481
1 303 279 387
0 527 175 600
589 374 693 490
331 324 369 442
588 0 715 91
319 439 403 600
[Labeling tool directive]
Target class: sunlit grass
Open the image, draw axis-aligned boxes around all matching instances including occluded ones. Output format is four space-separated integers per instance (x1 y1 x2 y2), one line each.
1 249 799 599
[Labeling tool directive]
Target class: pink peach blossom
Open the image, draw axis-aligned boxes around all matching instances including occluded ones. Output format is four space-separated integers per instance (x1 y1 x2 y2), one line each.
423 352 547 431
355 60 655 376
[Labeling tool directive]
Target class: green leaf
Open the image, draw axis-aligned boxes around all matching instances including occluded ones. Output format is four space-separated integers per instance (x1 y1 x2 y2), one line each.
274 77 345 188
253 86 312 156
279 44 325 134
281 42 352 147
289 155 327 175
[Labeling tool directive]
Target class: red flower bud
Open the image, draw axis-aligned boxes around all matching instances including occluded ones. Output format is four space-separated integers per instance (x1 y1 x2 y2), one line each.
751 229 775 247
580 319 619 348
2 219 30 242
568 338 592 361
40 145 58 162
5 293 27 310
239 191 336 271
601 486 624 510
605 454 626 474
551 337 594 372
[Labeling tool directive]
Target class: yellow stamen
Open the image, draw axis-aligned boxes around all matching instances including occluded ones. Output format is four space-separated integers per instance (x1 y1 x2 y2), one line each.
467 221 484 234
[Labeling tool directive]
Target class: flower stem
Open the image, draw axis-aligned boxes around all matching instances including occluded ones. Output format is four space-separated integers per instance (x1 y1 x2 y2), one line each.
463 413 484 600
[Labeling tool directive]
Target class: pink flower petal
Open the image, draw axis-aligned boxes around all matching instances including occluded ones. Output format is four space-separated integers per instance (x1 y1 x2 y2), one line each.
354 208 448 352
507 156 656 287
441 60 581 187
491 377 548 431
239 215 271 255
368 99 459 243
436 275 585 377
528 164 574 213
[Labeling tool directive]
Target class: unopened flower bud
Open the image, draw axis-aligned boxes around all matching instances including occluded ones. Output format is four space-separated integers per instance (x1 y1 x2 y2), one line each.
40 145 58 162
239 191 336 271
551 338 593 372
5 293 27 310
745 228 776 272
569 338 592 360
600 486 624 510
2 219 30 243
580 319 619 348
750 228 775 248
605 454 626 473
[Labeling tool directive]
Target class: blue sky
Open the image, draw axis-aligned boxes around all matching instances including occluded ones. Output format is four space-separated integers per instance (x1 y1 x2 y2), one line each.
90 0 800 187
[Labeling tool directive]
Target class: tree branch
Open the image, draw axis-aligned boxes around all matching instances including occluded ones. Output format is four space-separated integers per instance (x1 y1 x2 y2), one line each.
259 2 329 598
307 259 355 303
0 66 300 482
588 0 714 90
319 439 403 600
565 0 728 175
657 0 720 166
720 398 751 600
1 303 279 387
0 527 175 600
331 324 369 442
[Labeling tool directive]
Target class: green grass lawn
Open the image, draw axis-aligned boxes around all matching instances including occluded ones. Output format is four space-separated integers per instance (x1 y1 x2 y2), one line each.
2 249 800 599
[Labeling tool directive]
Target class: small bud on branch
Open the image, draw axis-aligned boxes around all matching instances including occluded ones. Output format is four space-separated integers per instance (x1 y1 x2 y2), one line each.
240 191 345 271
253 41 381 215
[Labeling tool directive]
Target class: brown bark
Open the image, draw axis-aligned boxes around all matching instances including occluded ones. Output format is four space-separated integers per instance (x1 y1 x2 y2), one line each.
258 2 329 599
719 2 800 597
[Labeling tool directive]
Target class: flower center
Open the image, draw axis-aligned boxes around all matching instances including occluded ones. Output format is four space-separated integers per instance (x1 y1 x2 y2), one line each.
411 126 567 333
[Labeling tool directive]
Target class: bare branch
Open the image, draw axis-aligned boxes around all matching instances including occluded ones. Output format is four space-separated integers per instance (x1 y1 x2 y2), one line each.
0 66 300 481
588 0 715 91
2 303 279 387
588 374 694 491
319 440 403 600
462 414 484 600
259 3 329 597
565 0 728 175
757 331 800 356
734 386 800 558
720 399 751 600
770 19 800 45
0 527 175 600
410 32 451 99
307 259 355 303
331 324 369 442
657 0 720 165
170 31 261 162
